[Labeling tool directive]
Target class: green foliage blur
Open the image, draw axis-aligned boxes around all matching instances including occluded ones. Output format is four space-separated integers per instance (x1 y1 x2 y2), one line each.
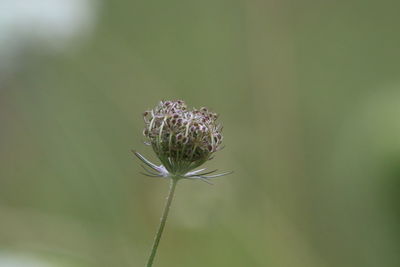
1 1 400 266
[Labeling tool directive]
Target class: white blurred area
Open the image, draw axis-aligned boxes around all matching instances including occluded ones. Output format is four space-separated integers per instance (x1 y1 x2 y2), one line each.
0 252 52 267
0 0 98 69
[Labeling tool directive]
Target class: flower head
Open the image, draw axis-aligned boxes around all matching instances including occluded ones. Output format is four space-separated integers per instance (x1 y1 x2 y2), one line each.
133 100 231 182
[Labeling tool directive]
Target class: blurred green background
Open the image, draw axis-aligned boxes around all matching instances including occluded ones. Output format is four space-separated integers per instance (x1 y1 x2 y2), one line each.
1 0 400 266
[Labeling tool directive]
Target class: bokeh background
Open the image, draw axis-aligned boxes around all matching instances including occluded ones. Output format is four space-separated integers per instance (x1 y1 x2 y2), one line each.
1 0 400 266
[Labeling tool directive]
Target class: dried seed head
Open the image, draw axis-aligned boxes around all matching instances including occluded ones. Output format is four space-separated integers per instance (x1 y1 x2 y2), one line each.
143 100 223 175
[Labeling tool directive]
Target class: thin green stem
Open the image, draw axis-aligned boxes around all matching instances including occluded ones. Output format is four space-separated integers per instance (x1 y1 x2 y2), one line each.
146 178 179 267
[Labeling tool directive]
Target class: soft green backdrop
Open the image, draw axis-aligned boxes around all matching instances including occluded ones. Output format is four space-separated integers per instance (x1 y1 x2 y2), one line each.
1 0 400 266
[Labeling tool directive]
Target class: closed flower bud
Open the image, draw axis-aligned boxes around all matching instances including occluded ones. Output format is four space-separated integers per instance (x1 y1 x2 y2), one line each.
142 100 224 175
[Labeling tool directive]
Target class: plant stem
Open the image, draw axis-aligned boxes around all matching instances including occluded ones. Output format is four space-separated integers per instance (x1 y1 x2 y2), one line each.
146 178 178 267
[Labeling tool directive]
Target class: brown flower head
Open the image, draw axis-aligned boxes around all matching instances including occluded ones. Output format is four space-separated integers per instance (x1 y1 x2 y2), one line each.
133 100 231 182
142 100 223 175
